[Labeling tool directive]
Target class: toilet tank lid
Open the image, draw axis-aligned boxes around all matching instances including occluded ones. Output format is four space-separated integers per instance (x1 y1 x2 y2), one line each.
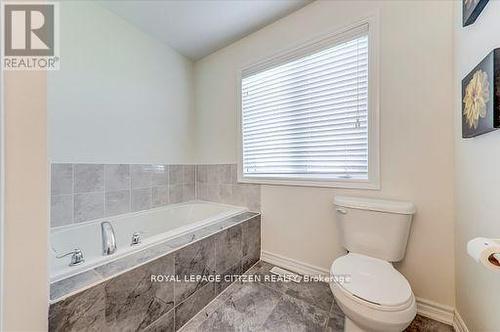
334 195 416 215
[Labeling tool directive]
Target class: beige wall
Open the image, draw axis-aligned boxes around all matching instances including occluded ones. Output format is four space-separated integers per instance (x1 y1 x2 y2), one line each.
48 1 195 164
3 71 49 331
454 1 500 330
194 0 456 306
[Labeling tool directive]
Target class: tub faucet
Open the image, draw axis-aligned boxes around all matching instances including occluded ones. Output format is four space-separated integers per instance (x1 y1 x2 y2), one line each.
101 221 117 255
56 248 85 266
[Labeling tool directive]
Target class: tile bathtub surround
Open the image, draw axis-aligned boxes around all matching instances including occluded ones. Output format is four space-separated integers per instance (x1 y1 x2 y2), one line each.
196 164 261 211
50 163 260 227
49 211 259 302
49 214 261 331
50 163 196 227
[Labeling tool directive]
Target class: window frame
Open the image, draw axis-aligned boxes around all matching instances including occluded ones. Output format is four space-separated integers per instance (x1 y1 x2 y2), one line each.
237 16 380 190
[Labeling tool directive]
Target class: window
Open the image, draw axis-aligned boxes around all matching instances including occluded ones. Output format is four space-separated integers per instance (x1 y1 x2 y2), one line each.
238 21 379 189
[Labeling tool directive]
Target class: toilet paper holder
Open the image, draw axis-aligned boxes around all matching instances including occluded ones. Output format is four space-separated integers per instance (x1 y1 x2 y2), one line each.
467 237 500 271
488 253 500 266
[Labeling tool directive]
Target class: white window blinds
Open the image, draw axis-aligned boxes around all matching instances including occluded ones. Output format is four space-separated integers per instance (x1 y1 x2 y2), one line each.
241 28 369 181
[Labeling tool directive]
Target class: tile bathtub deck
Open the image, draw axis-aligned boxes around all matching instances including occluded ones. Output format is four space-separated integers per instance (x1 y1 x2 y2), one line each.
180 261 454 332
50 211 260 303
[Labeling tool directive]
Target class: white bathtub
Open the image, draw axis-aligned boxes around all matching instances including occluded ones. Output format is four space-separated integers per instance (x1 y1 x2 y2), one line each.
50 201 247 282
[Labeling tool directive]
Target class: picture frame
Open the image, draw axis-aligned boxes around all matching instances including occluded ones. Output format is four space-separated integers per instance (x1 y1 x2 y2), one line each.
462 49 500 138
463 0 490 27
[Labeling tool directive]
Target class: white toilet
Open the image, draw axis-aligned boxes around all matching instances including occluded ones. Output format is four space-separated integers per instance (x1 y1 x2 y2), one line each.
330 195 417 332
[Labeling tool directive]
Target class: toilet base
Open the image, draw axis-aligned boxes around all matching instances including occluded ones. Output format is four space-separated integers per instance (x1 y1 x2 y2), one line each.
345 317 368 332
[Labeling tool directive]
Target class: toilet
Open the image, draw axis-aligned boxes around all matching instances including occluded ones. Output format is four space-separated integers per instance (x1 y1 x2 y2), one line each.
330 195 417 332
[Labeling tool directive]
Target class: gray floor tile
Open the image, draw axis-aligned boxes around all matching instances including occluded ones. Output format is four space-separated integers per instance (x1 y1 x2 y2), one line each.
178 261 454 332
244 261 334 312
260 293 329 332
326 302 345 332
184 282 281 332
405 314 454 332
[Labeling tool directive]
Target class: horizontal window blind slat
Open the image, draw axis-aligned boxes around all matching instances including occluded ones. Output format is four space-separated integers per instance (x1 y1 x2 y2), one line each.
244 126 368 145
244 147 367 157
243 139 368 152
245 167 369 172
245 148 367 156
245 174 367 180
245 160 368 166
242 38 367 82
242 69 368 99
242 89 367 116
242 90 367 118
243 113 367 135
243 103 367 126
244 130 368 143
242 57 368 97
242 25 368 77
244 138 368 148
242 75 368 110
241 32 369 180
243 119 367 138
244 111 367 131
244 153 367 160
244 168 368 173
241 60 368 102
243 39 368 89
242 64 368 106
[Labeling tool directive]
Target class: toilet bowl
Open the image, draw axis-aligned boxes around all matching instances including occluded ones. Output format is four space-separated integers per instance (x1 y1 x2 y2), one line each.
330 196 417 332
330 253 416 332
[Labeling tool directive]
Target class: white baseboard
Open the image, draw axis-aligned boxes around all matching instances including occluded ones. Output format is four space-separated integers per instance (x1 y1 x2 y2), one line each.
261 251 329 277
261 250 458 328
453 310 469 332
415 297 454 326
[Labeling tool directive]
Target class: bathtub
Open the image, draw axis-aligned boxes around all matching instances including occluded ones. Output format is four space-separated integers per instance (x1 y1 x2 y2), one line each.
50 201 247 282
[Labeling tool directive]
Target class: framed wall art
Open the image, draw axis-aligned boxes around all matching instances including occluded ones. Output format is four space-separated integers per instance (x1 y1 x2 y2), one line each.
463 0 489 27
462 49 500 138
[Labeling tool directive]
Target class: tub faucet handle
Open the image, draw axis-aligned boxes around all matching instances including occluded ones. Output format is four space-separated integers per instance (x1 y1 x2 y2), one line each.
56 248 85 266
131 232 143 246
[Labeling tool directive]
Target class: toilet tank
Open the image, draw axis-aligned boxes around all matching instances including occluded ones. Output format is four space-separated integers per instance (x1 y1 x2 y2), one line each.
334 195 416 262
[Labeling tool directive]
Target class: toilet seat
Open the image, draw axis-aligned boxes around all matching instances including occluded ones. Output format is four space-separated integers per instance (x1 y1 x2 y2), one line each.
331 253 413 309
330 253 417 332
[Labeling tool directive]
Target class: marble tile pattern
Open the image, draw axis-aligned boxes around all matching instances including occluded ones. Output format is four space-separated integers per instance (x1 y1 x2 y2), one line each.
196 164 261 212
49 283 106 331
49 213 261 331
50 212 259 302
50 163 196 227
105 254 175 331
180 261 454 332
174 235 216 304
50 163 258 227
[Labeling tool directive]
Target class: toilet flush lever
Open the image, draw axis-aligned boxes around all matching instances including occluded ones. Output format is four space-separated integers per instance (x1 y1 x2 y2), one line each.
336 208 348 215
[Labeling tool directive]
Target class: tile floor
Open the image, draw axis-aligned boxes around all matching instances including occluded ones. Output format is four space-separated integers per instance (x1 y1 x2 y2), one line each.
180 261 454 332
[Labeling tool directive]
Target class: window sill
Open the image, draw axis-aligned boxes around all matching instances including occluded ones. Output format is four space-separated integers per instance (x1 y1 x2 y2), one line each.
237 176 380 190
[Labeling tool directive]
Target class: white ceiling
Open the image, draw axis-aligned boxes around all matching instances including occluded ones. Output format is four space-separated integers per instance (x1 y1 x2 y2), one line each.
99 0 311 61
